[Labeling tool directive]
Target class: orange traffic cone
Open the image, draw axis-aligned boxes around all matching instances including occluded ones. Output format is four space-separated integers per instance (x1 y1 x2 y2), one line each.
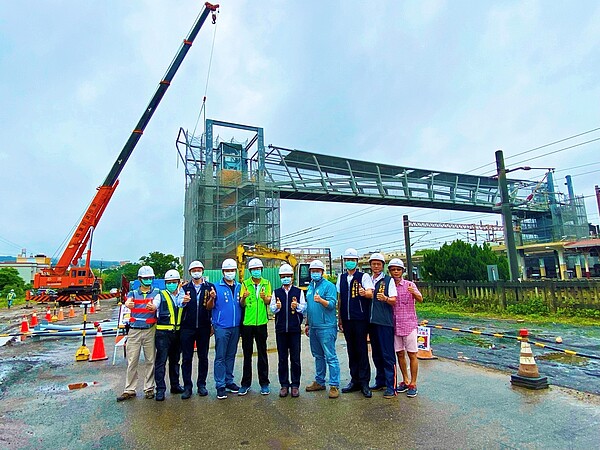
89 302 96 314
68 305 76 318
45 308 52 322
57 307 65 321
510 329 548 389
90 326 108 361
20 316 30 341
29 312 39 327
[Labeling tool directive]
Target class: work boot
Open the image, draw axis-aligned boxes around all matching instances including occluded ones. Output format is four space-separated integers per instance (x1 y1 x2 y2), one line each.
305 381 326 392
328 386 339 399
116 392 136 402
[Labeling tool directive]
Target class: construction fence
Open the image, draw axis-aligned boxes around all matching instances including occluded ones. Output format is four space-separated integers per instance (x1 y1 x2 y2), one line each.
418 279 600 315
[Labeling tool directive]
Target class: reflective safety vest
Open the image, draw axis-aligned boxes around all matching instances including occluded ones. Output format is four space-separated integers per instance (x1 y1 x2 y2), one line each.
156 290 183 331
128 288 160 329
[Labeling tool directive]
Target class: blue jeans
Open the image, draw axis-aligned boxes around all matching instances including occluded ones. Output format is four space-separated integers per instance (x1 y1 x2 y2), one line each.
213 325 240 389
309 327 340 387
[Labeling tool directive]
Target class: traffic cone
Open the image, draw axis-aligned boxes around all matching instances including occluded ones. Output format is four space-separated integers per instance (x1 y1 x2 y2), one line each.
45 308 52 322
89 302 96 314
510 329 549 389
20 316 30 341
57 307 65 321
90 326 108 361
68 305 76 318
29 312 39 327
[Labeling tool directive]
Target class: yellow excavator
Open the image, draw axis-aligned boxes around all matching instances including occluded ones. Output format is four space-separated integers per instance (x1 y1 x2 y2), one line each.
236 244 310 289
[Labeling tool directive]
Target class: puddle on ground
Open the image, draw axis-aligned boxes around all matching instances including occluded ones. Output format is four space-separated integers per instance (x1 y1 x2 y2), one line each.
536 352 589 366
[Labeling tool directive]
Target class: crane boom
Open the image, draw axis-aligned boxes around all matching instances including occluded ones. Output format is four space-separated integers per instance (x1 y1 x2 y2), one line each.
33 2 220 301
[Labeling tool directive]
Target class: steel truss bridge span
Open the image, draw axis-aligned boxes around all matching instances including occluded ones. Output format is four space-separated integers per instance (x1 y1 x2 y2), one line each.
265 145 546 215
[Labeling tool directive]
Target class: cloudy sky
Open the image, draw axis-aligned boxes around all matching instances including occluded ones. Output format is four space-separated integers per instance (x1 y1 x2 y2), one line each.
1 0 600 264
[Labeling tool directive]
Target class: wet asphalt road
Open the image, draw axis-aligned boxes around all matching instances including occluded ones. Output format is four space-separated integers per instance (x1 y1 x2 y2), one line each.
1 306 600 449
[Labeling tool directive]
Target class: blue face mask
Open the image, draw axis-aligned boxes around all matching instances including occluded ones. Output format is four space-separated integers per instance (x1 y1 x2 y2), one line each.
140 278 153 287
345 261 358 270
223 272 236 281
250 269 262 278
280 277 292 285
165 282 178 293
311 272 322 282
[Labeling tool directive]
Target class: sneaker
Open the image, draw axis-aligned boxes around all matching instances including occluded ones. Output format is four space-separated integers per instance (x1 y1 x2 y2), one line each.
397 382 409 393
383 388 396 399
144 390 155 399
226 383 240 393
328 386 339 399
116 392 136 402
238 386 250 396
279 387 289 397
406 385 418 398
260 385 271 395
217 387 227 399
305 381 326 392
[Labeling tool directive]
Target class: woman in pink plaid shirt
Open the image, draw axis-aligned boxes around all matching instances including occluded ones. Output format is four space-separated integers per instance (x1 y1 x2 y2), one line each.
389 258 423 398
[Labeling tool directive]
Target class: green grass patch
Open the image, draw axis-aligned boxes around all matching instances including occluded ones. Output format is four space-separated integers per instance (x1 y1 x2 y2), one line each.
417 302 600 327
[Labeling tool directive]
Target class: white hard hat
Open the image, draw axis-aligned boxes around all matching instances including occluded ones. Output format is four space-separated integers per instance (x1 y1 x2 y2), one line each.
279 264 294 275
388 258 405 269
248 258 263 270
164 269 181 281
138 266 155 278
309 260 325 270
221 258 237 270
344 248 359 259
188 260 204 272
368 253 386 263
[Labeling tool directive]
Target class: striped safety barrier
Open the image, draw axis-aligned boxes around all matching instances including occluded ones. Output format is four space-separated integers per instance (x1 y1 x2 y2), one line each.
425 323 600 361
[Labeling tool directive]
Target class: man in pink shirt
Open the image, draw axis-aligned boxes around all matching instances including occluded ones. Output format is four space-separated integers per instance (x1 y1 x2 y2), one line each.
389 258 423 398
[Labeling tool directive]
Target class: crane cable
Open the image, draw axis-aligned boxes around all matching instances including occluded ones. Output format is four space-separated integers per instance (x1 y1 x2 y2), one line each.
190 11 219 142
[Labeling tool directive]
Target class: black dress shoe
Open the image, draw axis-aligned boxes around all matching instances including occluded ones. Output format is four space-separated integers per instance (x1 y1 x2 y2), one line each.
155 391 165 401
182 389 192 400
170 385 185 394
361 386 372 398
197 386 209 397
341 382 361 393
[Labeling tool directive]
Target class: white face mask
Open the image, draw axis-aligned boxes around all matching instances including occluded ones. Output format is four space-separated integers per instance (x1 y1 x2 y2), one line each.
223 272 236 281
191 271 203 280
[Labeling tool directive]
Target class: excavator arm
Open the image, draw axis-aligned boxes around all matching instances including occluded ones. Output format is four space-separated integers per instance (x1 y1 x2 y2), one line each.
236 244 298 282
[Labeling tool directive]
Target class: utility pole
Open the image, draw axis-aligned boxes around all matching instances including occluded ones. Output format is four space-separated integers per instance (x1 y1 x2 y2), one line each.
403 215 413 281
596 185 600 220
496 150 519 281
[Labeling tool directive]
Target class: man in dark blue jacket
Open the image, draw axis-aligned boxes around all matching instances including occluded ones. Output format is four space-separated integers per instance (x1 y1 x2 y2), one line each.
337 248 374 398
269 264 306 398
179 260 215 399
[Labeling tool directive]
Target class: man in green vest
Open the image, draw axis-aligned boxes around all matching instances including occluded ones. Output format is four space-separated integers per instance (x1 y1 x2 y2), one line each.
238 258 272 396
7 289 16 309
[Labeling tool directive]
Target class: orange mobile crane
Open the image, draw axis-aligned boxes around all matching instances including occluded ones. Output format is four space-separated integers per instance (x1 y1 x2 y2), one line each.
29 3 220 304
